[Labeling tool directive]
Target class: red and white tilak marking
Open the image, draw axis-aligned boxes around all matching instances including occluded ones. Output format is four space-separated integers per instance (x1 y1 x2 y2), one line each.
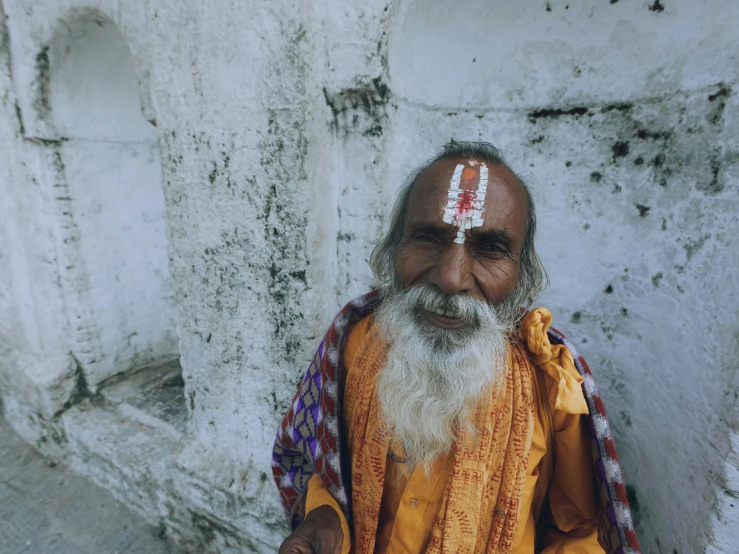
442 162 488 244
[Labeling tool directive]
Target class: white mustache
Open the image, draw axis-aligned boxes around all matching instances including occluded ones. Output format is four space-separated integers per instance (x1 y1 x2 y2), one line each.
398 284 508 331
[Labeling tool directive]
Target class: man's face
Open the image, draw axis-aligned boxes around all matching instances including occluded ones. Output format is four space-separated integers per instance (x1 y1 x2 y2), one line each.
394 158 529 329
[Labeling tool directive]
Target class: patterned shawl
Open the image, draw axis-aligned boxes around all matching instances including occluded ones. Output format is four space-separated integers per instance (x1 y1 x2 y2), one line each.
271 291 641 554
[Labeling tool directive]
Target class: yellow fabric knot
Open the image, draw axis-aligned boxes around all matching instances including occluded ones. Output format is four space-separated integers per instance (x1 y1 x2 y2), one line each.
520 308 554 365
520 307 589 415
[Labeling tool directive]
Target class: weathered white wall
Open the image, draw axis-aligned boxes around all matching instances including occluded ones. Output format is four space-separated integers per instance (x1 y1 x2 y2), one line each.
0 0 737 552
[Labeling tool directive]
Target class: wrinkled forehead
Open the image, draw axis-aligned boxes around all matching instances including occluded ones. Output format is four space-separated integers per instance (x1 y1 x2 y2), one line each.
411 160 479 204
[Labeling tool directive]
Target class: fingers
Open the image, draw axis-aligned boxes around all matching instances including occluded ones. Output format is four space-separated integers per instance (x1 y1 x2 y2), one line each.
279 506 344 554
278 534 314 554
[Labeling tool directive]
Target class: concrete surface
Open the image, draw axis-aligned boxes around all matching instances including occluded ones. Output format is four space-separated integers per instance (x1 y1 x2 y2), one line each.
0 416 181 554
1 0 738 552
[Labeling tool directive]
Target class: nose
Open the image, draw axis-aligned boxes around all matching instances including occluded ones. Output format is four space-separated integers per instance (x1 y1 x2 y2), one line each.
429 243 474 296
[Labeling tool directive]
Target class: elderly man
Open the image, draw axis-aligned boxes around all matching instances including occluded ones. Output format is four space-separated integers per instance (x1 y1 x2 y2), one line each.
272 141 639 554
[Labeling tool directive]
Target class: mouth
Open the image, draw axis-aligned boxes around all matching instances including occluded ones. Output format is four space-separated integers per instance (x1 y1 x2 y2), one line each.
421 308 466 329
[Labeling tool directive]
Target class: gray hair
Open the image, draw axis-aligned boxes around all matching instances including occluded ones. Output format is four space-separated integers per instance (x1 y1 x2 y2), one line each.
369 140 548 314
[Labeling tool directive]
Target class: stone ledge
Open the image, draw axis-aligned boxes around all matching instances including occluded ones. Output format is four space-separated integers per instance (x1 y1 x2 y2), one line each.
2 362 286 552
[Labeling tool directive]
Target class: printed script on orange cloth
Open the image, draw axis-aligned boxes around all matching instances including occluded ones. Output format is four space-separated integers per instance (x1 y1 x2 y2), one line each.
305 308 604 553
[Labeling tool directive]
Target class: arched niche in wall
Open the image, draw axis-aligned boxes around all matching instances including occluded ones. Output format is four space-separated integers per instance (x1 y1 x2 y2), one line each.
387 1 739 553
46 13 179 389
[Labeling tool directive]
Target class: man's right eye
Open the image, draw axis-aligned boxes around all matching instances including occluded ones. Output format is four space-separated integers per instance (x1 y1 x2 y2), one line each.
414 233 438 243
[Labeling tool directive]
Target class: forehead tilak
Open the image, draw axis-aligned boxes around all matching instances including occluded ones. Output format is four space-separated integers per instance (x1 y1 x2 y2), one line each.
441 161 489 244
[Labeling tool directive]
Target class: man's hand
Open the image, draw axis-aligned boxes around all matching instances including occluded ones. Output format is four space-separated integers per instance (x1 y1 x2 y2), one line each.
278 505 344 554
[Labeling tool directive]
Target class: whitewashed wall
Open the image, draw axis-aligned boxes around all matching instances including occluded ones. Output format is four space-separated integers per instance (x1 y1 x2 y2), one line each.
0 0 737 552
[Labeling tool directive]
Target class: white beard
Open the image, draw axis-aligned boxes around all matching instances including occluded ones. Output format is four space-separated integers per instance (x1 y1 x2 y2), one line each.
374 284 513 472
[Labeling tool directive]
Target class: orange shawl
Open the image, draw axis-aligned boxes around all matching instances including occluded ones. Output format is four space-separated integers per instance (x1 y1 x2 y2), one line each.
344 325 536 553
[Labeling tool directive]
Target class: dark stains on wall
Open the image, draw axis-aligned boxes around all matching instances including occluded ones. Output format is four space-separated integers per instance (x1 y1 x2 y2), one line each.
14 101 26 136
707 157 722 193
187 110 311 372
648 0 665 13
602 102 633 113
28 136 68 147
208 163 217 185
0 8 8 58
527 106 588 123
0 0 27 139
323 76 390 137
682 233 711 261
698 83 730 193
262 389 291 430
258 109 310 363
611 141 630 160
544 3 572 12
201 232 249 320
600 322 615 341
636 129 672 141
189 512 235 547
526 83 732 195
634 203 650 218
707 83 731 103
169 15 318 377
32 45 52 121
707 83 731 125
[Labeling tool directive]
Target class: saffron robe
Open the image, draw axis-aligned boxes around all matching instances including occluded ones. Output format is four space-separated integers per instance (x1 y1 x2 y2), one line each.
305 309 603 553
272 291 641 554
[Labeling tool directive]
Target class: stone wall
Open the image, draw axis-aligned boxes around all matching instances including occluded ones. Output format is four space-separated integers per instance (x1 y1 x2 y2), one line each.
0 0 736 552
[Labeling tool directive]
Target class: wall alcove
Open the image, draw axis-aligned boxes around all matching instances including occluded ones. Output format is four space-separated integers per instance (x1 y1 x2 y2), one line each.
46 13 181 398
